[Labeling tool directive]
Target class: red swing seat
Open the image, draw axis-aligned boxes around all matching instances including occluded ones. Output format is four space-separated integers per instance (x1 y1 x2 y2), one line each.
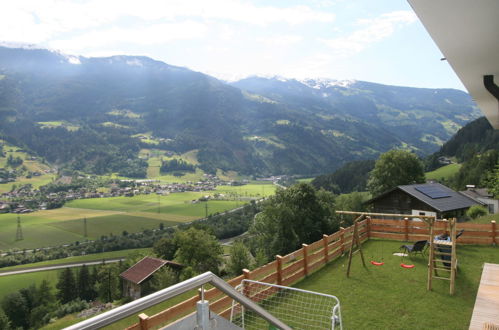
400 263 415 268
370 260 384 266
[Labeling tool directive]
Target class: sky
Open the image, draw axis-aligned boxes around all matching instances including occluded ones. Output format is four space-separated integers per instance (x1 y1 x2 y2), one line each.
0 0 465 90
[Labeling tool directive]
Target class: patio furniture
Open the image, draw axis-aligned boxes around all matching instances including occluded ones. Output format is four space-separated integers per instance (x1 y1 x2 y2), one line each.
400 240 428 257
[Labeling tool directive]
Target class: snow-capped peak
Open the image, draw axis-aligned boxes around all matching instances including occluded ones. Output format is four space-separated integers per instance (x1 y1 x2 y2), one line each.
300 78 356 89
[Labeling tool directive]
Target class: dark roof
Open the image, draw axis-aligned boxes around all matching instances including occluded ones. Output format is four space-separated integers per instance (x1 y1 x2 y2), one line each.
120 257 167 285
460 188 493 200
368 183 480 212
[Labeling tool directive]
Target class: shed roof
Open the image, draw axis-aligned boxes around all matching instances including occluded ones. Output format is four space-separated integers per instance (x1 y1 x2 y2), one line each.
368 182 480 212
119 256 167 285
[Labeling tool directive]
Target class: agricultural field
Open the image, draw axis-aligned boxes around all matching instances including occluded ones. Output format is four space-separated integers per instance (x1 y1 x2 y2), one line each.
139 148 241 182
0 140 56 193
0 183 274 250
426 163 461 181
0 268 60 299
0 248 151 272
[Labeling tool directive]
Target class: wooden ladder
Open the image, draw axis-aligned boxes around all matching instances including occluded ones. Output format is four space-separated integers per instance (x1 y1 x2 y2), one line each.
427 218 457 295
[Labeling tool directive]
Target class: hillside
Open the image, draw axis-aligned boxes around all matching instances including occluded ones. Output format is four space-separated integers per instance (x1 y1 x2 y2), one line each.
0 46 481 177
425 117 499 190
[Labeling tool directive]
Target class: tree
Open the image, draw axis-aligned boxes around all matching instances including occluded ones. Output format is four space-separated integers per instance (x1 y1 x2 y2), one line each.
249 183 336 259
77 264 96 301
153 237 178 260
227 241 252 276
0 308 11 330
150 267 177 291
174 227 223 274
1 292 28 329
95 264 120 303
56 267 77 304
483 165 499 198
367 149 425 196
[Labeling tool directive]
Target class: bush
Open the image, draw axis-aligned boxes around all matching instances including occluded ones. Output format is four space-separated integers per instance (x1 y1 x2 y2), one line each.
54 299 90 318
466 205 489 220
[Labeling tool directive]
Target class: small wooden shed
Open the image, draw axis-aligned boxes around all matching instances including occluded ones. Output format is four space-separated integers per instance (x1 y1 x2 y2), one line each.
120 256 181 300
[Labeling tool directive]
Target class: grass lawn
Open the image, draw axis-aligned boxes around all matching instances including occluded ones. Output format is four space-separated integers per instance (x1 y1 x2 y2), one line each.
426 163 461 181
294 240 496 329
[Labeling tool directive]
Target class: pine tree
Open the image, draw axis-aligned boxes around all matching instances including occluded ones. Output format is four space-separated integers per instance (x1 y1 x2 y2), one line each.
56 267 77 304
77 264 95 301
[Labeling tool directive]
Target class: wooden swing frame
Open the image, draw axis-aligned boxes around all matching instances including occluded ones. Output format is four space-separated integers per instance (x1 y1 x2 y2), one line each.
337 211 457 294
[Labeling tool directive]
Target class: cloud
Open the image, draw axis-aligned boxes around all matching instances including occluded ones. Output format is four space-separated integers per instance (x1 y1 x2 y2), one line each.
0 0 335 45
257 35 304 47
320 10 417 57
49 21 207 53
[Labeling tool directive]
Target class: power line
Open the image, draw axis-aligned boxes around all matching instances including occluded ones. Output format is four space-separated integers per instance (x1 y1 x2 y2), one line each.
16 216 23 241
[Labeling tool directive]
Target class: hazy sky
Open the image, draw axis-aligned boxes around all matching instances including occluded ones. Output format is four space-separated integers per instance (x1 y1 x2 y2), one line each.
0 0 465 90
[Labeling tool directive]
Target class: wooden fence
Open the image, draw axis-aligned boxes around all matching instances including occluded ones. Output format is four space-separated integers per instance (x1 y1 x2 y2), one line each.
370 218 497 246
126 218 496 329
126 219 369 329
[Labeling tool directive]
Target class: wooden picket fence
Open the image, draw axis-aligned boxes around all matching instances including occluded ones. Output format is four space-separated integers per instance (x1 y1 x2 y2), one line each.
126 218 496 329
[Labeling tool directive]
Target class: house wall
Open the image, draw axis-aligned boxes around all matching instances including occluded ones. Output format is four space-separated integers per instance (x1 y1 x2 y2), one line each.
477 197 499 214
372 190 438 218
123 280 141 300
372 190 472 221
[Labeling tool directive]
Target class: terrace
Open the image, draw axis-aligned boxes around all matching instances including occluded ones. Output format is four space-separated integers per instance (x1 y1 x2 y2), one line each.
67 213 499 329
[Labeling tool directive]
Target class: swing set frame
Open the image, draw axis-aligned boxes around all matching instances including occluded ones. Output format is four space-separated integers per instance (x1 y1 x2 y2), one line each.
336 211 436 277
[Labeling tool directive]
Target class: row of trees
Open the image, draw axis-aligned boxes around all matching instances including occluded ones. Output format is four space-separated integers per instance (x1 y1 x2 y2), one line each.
160 158 196 173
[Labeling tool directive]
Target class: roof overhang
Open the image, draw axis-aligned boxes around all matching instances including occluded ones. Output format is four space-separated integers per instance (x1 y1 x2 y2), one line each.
408 0 499 129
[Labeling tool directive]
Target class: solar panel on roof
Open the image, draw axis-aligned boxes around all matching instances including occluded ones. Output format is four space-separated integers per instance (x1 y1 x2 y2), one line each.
414 186 451 199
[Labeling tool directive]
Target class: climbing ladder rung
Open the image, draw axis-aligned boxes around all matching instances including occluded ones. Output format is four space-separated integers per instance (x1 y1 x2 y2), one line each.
432 259 451 263
434 267 451 272
433 276 451 281
433 251 452 256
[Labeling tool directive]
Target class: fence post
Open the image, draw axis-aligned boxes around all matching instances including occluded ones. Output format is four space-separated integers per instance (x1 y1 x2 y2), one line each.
302 244 309 276
492 221 497 246
139 313 149 330
366 216 371 239
323 234 329 263
404 217 409 241
340 227 345 254
242 269 250 297
276 255 283 285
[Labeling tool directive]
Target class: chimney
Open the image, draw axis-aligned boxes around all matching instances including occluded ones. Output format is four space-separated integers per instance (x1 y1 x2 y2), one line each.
466 184 475 191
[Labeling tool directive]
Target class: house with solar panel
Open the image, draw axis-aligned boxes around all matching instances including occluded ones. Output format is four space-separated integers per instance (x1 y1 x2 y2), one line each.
366 182 482 220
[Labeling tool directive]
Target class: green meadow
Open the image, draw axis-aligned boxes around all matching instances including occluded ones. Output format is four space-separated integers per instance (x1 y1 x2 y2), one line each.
0 269 60 299
0 248 151 272
426 163 461 181
0 140 56 193
0 184 273 250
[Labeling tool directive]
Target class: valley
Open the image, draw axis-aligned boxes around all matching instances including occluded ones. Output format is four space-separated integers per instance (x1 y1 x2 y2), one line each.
0 183 275 250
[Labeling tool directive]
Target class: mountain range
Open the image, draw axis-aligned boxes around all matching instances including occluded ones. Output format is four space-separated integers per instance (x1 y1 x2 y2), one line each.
0 46 482 177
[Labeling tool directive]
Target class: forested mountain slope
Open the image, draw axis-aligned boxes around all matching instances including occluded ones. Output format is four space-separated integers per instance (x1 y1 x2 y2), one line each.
0 46 481 177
